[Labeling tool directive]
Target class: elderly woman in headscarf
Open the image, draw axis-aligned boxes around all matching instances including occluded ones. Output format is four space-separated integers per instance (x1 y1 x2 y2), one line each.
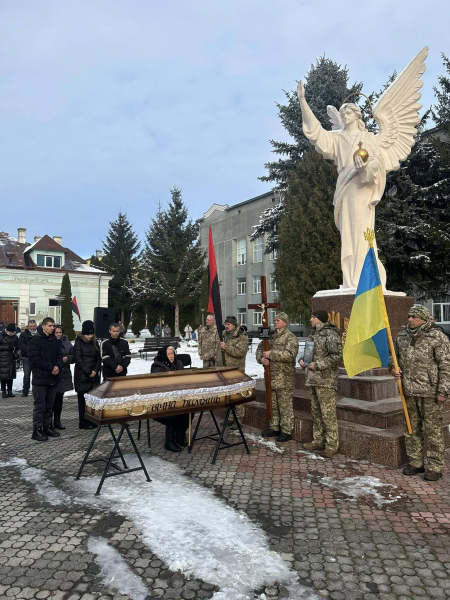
151 345 190 452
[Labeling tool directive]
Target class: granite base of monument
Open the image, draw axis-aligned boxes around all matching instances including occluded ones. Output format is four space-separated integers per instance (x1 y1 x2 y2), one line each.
243 368 450 468
311 293 414 340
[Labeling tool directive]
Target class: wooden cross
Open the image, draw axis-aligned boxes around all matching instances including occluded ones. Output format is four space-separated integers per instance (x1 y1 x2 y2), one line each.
248 275 282 421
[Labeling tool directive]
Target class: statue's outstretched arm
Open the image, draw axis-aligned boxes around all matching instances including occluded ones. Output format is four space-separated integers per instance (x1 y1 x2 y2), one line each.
297 81 316 131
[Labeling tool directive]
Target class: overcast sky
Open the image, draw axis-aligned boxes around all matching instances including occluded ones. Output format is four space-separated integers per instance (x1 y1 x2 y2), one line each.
0 1 448 257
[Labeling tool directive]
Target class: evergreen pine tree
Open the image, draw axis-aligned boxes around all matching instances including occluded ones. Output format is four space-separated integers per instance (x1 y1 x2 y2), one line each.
275 150 340 320
432 53 450 168
60 274 76 341
136 188 205 337
88 254 103 269
101 212 140 325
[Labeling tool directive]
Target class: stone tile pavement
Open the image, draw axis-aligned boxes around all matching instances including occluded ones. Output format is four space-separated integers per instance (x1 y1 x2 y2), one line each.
1 393 450 599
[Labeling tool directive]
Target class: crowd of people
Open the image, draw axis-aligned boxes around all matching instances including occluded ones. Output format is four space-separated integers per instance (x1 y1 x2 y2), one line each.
2 304 449 479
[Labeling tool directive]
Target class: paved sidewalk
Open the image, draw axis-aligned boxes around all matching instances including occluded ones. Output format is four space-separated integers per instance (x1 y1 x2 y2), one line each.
1 393 450 599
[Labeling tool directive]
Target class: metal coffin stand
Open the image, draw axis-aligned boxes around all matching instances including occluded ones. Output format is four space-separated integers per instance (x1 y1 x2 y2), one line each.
75 423 151 496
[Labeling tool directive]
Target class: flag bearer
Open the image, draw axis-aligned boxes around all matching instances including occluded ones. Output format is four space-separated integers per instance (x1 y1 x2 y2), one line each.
220 316 248 429
300 309 343 458
391 305 450 481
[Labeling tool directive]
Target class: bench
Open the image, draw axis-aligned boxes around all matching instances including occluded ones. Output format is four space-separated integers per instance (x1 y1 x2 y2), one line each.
138 337 180 360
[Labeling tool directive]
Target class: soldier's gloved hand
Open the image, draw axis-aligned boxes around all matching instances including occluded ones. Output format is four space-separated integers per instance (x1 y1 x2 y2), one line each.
437 395 447 403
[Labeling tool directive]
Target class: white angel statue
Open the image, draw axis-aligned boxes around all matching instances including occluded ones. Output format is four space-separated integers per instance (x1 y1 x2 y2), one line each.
297 47 428 293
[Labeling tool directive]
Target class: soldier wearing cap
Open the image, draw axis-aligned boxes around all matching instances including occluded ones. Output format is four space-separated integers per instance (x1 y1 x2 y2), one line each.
390 304 450 481
220 315 249 429
256 312 299 442
299 309 343 458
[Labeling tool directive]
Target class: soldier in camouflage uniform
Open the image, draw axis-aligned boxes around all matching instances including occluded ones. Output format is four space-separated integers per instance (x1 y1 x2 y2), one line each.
390 305 450 481
256 312 299 443
220 316 248 429
300 309 342 458
198 314 220 368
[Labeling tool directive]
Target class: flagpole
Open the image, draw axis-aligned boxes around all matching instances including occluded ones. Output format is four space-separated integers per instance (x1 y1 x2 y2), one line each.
364 230 412 435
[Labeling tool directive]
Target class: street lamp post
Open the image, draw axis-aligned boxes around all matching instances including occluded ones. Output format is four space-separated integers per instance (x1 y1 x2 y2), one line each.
201 308 205 326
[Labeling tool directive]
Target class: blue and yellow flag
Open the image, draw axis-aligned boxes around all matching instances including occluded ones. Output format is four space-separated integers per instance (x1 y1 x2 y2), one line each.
343 241 389 378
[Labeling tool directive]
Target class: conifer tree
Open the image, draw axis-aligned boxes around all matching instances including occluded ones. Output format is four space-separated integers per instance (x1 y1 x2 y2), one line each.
60 273 76 341
135 188 204 336
275 150 340 320
101 212 140 325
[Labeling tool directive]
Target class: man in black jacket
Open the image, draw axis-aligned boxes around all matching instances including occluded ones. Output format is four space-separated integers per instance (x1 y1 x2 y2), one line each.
18 319 39 397
27 317 64 442
101 323 132 380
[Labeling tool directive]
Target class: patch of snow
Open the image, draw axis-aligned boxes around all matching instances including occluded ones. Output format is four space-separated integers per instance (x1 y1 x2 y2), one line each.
297 450 325 461
317 475 402 507
68 456 318 600
232 431 284 454
88 536 150 600
0 457 71 505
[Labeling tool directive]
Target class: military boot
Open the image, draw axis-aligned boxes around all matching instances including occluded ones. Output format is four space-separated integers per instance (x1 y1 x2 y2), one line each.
277 433 292 443
321 447 338 458
262 428 281 438
424 471 442 481
403 464 425 476
43 425 60 438
31 427 48 442
303 442 324 451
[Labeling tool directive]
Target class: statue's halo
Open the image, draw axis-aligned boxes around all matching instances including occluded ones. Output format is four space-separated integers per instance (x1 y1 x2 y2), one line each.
341 92 373 121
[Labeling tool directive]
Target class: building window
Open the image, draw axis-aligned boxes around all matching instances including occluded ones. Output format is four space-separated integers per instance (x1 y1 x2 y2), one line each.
237 278 247 295
237 238 246 265
270 274 277 293
253 276 261 294
270 248 278 260
238 309 246 325
253 310 262 326
29 300 36 315
253 236 263 263
270 309 276 325
37 254 61 268
433 297 450 323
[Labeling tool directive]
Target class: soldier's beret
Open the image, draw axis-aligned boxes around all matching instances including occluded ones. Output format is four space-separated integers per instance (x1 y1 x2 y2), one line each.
408 305 430 321
275 312 289 324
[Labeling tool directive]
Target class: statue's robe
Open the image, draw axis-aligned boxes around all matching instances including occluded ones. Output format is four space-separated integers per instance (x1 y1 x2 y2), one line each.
303 115 387 290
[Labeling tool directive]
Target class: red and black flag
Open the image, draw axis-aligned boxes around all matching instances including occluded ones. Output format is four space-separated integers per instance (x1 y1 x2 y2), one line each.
207 227 223 340
71 296 81 321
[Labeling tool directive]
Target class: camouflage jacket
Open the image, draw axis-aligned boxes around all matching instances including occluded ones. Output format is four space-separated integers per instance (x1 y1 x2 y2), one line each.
389 321 450 398
221 327 248 371
304 322 342 390
198 324 220 361
256 327 299 389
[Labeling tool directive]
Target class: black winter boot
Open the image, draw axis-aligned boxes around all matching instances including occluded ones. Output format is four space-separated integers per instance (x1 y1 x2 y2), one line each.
175 427 188 448
31 427 48 442
165 426 182 452
1 392 7 399
44 425 60 438
53 421 66 430
7 391 15 398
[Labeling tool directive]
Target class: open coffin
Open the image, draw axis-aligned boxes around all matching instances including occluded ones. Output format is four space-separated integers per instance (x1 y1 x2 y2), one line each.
84 367 256 424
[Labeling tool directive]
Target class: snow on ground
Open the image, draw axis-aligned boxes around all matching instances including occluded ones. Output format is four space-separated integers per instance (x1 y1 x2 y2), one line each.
317 475 402 507
231 431 284 454
0 457 72 505
0 457 319 600
297 450 325 461
88 536 150 600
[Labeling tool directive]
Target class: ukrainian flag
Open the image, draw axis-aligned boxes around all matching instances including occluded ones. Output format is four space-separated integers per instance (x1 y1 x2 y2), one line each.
343 246 389 378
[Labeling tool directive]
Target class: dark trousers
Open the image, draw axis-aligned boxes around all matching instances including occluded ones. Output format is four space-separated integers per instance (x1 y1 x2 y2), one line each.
53 392 64 423
32 385 58 429
22 358 32 393
77 392 88 425
1 379 13 393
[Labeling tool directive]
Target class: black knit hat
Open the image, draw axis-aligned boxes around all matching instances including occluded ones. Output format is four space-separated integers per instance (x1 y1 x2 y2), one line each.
311 309 329 324
81 320 95 335
6 323 16 332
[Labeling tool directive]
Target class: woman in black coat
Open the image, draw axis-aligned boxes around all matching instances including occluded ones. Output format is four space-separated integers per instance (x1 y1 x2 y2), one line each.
74 320 100 430
52 326 74 430
0 324 19 398
151 345 190 452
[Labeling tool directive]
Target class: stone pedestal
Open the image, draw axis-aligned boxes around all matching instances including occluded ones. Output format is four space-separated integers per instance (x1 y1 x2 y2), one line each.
311 294 414 339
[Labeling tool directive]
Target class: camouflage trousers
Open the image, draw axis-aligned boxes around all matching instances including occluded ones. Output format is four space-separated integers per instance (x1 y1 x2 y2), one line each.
270 388 294 434
202 359 216 368
310 386 339 452
404 395 444 473
229 403 245 423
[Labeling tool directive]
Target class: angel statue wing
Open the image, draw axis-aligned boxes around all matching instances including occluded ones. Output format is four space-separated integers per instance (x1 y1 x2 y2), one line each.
374 46 428 172
327 105 344 130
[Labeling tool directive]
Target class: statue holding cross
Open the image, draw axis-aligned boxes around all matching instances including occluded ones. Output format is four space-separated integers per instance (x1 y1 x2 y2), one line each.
251 276 299 442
